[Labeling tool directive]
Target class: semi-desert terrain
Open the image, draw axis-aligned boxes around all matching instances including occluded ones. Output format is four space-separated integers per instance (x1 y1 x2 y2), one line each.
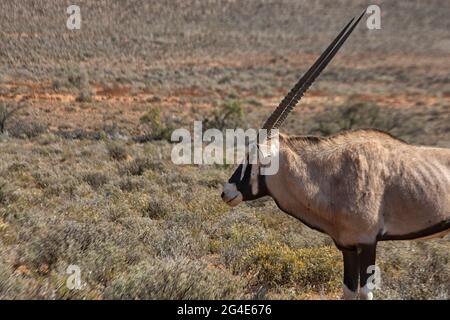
0 0 449 299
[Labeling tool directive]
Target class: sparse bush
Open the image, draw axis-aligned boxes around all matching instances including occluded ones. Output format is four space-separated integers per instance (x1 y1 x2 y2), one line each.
220 223 268 269
37 133 60 145
119 157 161 176
0 257 28 299
55 128 107 140
138 107 174 142
51 78 64 90
82 171 109 189
16 218 146 284
71 68 94 102
306 98 436 145
0 101 25 134
143 198 172 219
204 100 244 131
0 181 17 205
101 123 126 140
377 242 450 300
118 176 146 192
107 142 129 161
310 99 399 136
241 243 341 291
31 170 78 196
8 120 47 138
146 95 162 103
105 258 244 299
151 224 209 258
246 98 262 107
76 88 93 102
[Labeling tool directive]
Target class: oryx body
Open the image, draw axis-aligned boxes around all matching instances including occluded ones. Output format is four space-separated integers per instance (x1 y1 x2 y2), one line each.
221 12 450 299
267 131 450 247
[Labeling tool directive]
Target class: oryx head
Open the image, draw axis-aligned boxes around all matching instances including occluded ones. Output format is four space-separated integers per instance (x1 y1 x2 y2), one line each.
221 136 278 206
221 13 364 207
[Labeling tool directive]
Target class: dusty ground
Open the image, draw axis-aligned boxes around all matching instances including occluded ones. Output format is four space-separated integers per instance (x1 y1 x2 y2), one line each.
0 0 449 299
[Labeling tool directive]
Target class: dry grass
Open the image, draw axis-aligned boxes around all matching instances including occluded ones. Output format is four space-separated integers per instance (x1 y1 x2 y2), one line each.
0 0 448 299
0 133 448 299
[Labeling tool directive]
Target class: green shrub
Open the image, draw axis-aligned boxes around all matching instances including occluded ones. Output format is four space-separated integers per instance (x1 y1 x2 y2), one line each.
138 107 173 142
204 100 244 131
241 242 341 291
220 223 268 269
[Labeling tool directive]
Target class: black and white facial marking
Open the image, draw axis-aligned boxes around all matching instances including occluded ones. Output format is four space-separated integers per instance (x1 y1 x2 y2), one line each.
221 158 269 207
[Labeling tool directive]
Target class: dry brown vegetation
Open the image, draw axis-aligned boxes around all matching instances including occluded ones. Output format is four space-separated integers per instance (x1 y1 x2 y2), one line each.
0 0 449 299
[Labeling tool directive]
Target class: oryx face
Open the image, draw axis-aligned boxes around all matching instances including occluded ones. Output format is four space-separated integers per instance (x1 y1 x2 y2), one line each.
221 155 269 207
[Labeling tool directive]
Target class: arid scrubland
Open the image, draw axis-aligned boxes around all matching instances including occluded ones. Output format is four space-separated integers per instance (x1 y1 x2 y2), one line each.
0 0 449 299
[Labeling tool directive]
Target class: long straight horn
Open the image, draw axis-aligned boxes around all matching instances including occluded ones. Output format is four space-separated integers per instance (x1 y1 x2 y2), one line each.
262 11 365 131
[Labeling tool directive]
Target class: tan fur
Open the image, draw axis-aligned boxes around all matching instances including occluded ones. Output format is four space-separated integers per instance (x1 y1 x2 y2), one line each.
265 130 450 246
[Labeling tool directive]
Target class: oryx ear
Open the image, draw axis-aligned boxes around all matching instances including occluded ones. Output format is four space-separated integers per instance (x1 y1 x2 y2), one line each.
257 129 279 164
257 143 271 162
257 131 280 165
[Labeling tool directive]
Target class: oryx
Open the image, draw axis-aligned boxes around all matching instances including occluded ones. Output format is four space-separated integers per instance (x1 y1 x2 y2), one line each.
221 12 450 299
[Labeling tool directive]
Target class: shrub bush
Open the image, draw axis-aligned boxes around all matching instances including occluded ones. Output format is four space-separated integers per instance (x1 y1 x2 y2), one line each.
310 100 399 136
241 242 341 291
0 257 28 299
142 197 172 219
8 120 47 138
73 68 94 103
204 100 244 131
118 157 159 176
0 181 18 205
377 242 450 300
106 142 129 161
82 171 109 190
137 107 174 142
104 258 244 299
0 101 25 134
76 88 93 102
